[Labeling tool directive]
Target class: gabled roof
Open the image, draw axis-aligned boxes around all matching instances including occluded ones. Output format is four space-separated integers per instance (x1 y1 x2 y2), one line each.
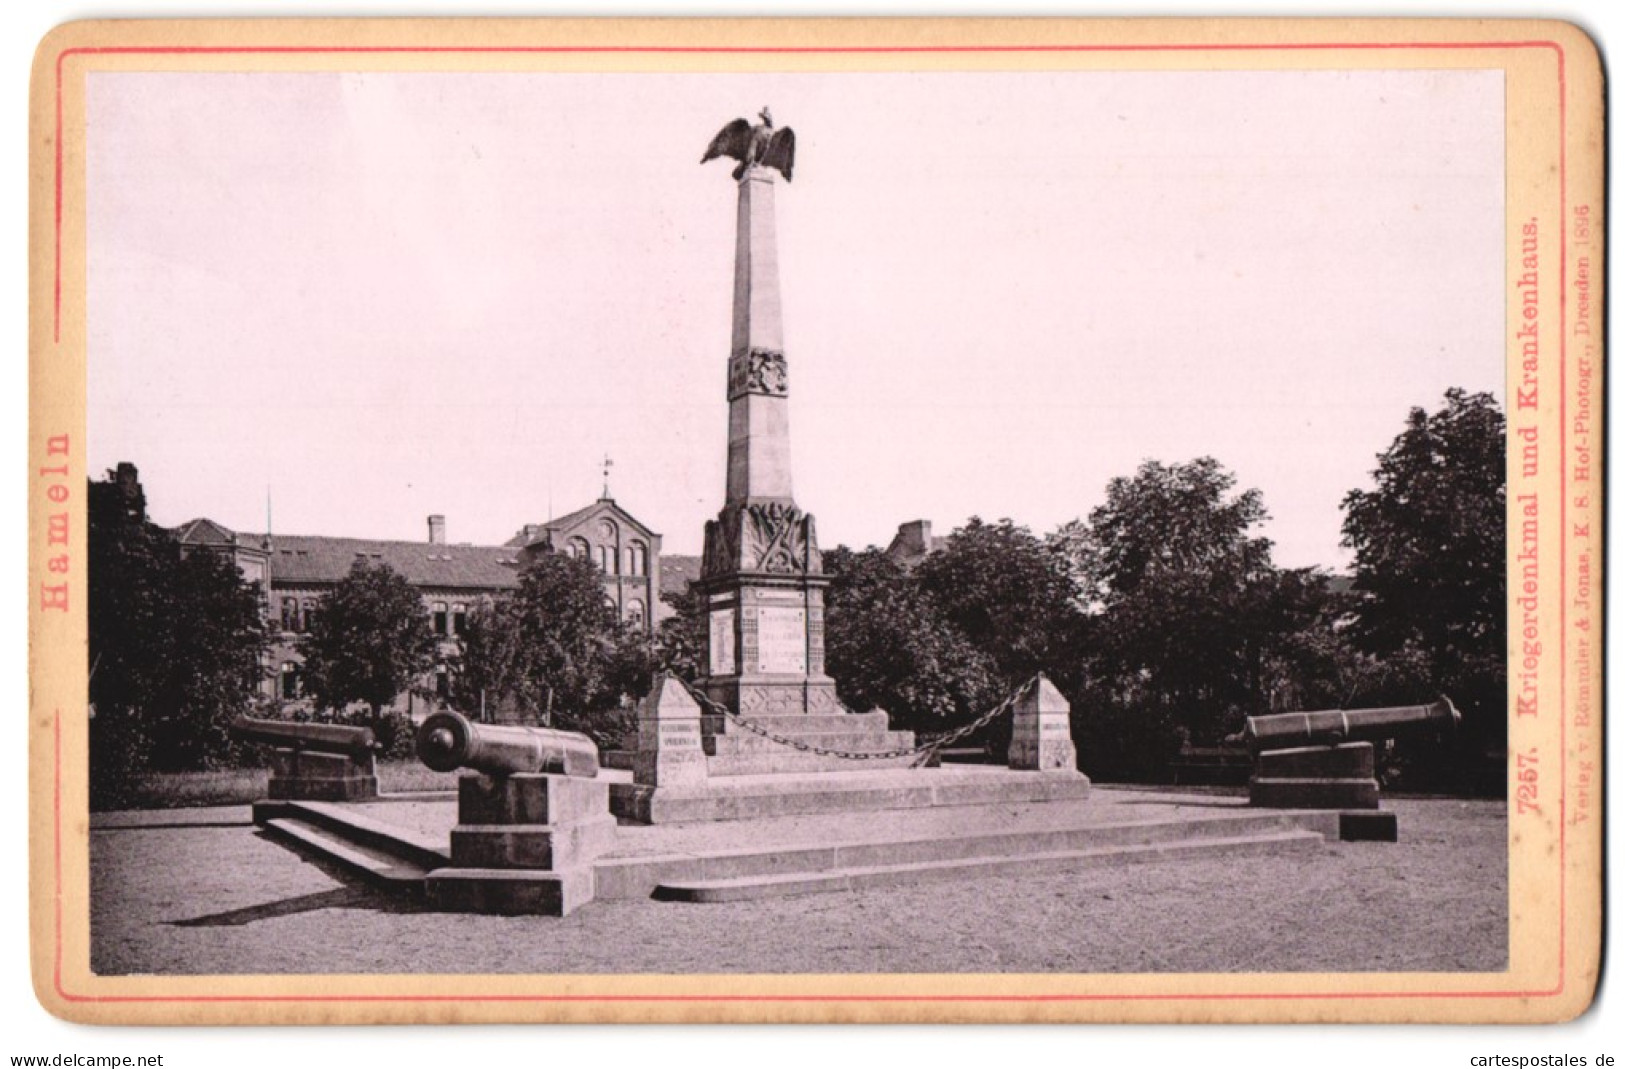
244 532 525 590
660 554 702 598
174 517 243 547
506 497 661 549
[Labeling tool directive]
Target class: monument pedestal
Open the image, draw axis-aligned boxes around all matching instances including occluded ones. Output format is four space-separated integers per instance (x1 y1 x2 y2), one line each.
266 748 378 802
1249 742 1381 810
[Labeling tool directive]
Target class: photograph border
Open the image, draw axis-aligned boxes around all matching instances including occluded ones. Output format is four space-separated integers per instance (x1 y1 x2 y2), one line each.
27 16 1603 1025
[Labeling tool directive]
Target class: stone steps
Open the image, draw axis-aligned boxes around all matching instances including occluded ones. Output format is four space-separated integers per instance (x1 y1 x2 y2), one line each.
608 766 1094 824
261 817 438 888
701 712 893 734
651 830 1325 902
705 751 924 776
253 798 450 879
704 729 916 756
592 805 1333 898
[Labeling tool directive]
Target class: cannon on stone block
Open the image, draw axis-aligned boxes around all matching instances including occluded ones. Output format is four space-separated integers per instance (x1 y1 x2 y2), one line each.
1242 699 1459 829
229 714 380 801
415 710 600 778
414 711 613 916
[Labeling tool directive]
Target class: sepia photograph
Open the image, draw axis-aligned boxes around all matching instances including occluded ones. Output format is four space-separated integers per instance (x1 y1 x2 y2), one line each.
26 15 1602 1028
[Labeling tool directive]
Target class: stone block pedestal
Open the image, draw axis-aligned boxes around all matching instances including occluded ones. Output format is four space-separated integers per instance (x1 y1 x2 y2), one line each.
424 772 613 916
1249 742 1380 810
266 748 378 802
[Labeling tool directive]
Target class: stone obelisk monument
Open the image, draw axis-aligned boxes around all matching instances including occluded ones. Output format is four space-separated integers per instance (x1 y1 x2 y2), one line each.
696 109 844 725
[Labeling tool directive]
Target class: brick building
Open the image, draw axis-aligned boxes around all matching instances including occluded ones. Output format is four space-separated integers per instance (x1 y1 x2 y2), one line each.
174 492 693 711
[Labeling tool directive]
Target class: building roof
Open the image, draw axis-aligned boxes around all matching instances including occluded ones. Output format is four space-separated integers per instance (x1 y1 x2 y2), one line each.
175 517 248 548
506 497 660 548
660 554 702 599
239 531 524 590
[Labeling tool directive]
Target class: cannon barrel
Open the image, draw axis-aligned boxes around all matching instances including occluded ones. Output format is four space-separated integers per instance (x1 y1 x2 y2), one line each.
229 714 379 759
1243 698 1459 753
416 710 600 778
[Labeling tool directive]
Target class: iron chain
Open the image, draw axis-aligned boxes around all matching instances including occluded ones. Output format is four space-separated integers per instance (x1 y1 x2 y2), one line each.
673 675 1038 767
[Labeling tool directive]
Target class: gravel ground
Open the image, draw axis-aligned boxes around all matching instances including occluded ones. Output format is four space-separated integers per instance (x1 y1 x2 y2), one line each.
89 793 1505 976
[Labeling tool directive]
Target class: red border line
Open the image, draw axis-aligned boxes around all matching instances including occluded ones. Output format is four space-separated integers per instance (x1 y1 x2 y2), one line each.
50 37 1570 1009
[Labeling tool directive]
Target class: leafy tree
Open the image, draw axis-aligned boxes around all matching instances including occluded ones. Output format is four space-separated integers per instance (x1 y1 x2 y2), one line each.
914 517 1083 687
451 550 645 739
1341 389 1507 784
654 584 707 682
823 547 1001 733
1067 458 1279 746
297 560 438 733
88 468 268 807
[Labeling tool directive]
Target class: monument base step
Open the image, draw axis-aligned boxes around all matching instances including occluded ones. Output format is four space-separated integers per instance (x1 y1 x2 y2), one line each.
261 817 438 888
609 767 1091 824
701 711 893 734
704 751 924 776
704 729 916 757
253 797 450 885
651 829 1325 902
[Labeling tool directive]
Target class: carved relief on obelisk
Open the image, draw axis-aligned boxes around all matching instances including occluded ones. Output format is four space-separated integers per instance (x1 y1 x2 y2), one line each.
696 109 837 717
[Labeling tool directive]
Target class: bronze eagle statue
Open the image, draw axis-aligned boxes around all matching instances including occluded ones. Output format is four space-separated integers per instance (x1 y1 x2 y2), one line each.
702 107 796 181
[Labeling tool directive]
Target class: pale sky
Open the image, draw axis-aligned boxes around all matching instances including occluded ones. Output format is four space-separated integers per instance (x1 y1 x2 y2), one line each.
86 69 1504 567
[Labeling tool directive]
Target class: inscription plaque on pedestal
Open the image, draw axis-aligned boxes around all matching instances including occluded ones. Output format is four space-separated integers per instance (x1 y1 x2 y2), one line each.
755 607 807 674
708 609 736 675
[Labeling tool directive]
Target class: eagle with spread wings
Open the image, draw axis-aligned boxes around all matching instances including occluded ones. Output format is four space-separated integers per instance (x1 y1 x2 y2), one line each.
701 107 796 181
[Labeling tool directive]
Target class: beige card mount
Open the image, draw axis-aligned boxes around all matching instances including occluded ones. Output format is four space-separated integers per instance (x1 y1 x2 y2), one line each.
28 18 1603 1024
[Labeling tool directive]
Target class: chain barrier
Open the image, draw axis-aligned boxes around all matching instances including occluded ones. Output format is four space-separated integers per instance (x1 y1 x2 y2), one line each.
673 675 1039 767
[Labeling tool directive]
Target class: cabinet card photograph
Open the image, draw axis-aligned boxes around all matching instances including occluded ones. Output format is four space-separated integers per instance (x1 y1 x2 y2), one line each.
27 17 1603 1025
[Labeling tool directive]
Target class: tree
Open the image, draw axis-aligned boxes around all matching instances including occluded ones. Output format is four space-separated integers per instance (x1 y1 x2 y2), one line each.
1341 389 1507 783
913 517 1083 687
653 584 707 682
88 467 268 806
452 550 644 738
823 547 1001 733
1061 458 1331 775
297 560 438 732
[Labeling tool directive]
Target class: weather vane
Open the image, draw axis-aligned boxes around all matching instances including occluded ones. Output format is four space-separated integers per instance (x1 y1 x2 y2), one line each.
601 453 614 499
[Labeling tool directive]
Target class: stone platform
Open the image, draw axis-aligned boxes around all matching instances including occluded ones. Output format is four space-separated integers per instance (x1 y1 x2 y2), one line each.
610 764 1090 823
252 779 1346 909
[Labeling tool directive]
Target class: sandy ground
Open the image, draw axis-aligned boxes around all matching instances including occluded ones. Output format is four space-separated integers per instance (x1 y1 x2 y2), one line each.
88 790 1506 976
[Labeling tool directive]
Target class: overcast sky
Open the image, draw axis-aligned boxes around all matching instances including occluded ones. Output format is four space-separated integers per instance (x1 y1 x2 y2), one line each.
86 68 1504 567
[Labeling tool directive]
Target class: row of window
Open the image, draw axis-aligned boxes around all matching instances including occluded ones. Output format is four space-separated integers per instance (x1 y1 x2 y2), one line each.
567 537 649 577
281 597 646 636
278 598 470 635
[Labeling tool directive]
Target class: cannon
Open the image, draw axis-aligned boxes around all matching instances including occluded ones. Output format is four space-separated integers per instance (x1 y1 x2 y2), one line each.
1242 698 1460 753
416 710 600 778
1245 697 1459 823
230 714 380 759
229 714 380 801
416 710 614 917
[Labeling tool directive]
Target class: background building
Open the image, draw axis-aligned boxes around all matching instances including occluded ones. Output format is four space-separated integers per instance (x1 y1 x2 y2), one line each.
174 490 690 710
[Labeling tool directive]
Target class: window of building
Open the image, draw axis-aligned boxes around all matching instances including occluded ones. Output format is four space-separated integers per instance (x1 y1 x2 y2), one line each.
568 537 590 561
452 603 467 635
280 662 299 700
598 544 615 573
626 599 646 629
301 599 316 632
436 665 450 700
281 598 298 632
627 540 648 577
432 601 448 635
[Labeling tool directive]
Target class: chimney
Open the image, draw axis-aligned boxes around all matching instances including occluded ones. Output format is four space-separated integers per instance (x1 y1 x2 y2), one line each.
428 515 446 545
